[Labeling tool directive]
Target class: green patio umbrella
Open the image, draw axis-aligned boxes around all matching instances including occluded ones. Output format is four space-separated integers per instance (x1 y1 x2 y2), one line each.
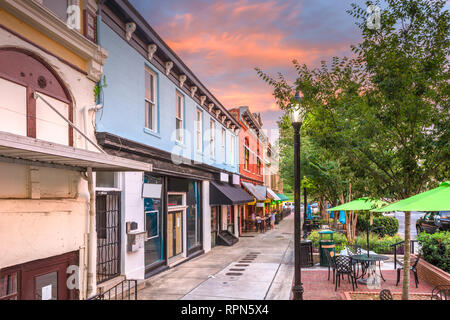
371 181 450 212
327 197 388 257
327 197 388 212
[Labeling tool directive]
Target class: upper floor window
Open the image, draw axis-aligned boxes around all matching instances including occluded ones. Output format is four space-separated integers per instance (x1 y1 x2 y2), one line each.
176 91 184 143
0 48 73 146
244 137 250 170
41 0 70 22
196 109 202 152
221 128 226 163
230 135 235 166
145 67 157 132
209 119 215 158
257 157 262 175
38 0 98 42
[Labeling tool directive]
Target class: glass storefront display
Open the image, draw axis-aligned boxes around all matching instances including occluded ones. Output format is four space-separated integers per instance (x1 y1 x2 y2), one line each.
226 205 234 234
187 182 201 250
144 175 164 269
211 206 219 248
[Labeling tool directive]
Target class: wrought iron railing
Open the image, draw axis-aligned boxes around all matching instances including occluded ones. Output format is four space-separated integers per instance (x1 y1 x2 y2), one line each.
390 240 419 269
87 279 138 300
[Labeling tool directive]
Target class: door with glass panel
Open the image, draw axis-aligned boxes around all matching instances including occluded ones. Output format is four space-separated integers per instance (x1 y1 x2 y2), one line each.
167 193 186 260
168 210 183 258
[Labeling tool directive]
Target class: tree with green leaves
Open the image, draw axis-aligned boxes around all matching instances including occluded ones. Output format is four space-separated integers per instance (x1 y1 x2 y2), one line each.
257 0 449 300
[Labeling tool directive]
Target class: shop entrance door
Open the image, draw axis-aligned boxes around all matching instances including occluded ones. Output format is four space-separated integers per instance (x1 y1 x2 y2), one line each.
167 210 183 258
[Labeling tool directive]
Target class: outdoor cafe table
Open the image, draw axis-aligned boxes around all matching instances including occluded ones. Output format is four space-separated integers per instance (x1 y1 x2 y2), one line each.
350 254 389 284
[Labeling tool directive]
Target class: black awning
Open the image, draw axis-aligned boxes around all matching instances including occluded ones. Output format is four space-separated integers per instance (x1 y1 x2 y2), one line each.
210 181 254 206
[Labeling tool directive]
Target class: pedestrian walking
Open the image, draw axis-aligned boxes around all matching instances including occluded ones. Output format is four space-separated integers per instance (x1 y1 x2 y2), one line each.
251 212 256 231
256 215 262 233
270 211 275 229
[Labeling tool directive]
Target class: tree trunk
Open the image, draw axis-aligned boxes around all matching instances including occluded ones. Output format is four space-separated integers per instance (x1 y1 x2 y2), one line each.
352 212 358 244
345 211 353 244
402 211 411 300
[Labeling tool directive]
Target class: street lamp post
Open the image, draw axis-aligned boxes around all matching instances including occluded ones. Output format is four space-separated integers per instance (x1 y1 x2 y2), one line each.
290 91 306 300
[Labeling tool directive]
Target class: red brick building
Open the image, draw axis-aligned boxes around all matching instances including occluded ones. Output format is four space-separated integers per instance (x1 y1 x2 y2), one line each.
229 106 268 233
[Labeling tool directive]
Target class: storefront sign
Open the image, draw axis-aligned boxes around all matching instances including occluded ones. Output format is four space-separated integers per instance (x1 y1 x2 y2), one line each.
142 183 162 198
220 172 229 182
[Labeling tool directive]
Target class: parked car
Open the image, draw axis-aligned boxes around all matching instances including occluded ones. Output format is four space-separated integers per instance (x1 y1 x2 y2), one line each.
282 202 304 212
311 203 319 214
416 211 450 234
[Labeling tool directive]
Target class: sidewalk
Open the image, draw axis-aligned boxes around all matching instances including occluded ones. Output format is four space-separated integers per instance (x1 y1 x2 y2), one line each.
138 214 295 300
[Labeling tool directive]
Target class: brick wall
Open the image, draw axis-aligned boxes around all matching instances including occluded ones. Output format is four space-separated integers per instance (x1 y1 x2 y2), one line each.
412 254 450 287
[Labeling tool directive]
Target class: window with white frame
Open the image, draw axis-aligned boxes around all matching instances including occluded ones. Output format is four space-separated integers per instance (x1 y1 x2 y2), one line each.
145 66 157 131
196 109 202 152
209 119 215 158
230 135 235 165
176 91 184 143
221 128 226 163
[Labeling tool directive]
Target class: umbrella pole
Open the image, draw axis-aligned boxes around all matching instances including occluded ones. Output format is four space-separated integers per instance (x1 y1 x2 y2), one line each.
367 224 370 258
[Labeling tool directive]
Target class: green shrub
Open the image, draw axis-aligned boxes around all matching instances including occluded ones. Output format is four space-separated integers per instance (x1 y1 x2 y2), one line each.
355 232 403 254
307 230 348 253
356 213 399 236
417 231 450 273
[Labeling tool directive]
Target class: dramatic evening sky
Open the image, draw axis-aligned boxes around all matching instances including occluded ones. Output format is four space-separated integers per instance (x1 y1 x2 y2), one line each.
129 0 367 136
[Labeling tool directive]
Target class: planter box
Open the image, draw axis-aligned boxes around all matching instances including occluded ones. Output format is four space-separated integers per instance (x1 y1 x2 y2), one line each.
343 291 432 300
413 254 450 287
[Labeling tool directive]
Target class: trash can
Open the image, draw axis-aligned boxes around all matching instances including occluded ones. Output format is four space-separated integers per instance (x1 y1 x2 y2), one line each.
318 230 335 267
300 240 313 267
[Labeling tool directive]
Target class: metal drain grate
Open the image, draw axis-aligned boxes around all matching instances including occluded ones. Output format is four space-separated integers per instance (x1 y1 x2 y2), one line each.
235 264 249 267
226 272 243 276
229 268 246 271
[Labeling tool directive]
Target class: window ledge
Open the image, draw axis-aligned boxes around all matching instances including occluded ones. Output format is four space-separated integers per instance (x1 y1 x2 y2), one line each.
143 127 161 139
175 141 187 148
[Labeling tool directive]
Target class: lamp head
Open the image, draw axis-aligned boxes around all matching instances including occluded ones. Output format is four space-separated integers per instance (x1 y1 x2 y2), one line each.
289 91 306 125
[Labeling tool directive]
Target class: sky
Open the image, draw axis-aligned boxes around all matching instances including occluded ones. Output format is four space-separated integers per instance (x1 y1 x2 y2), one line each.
129 0 366 140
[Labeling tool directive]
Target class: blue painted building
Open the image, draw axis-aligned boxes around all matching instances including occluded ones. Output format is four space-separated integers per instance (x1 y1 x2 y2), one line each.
93 0 253 282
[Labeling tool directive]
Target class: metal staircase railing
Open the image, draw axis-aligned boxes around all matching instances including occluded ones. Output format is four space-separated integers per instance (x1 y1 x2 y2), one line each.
87 279 138 300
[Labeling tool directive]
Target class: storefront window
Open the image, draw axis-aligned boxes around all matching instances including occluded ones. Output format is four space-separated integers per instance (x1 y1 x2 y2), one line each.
0 272 18 300
187 182 201 250
227 206 234 234
144 175 164 269
211 206 219 248
168 194 183 207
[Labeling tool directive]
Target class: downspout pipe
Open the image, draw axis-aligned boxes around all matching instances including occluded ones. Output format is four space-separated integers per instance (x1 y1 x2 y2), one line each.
83 104 103 150
86 167 97 298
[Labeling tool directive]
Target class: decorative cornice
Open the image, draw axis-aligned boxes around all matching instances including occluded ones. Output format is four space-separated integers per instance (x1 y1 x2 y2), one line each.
179 74 187 88
199 95 206 106
226 120 231 128
190 86 197 98
221 115 226 123
215 109 221 118
147 43 157 61
125 22 136 41
86 0 98 13
87 45 108 82
208 103 214 112
165 61 173 76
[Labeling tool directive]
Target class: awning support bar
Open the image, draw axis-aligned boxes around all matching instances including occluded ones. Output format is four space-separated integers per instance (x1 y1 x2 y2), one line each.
33 92 106 154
